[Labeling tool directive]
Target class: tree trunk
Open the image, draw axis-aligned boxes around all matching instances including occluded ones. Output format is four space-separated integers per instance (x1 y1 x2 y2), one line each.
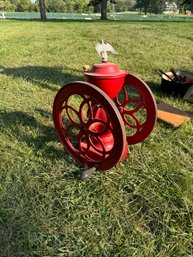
101 0 108 20
39 0 47 21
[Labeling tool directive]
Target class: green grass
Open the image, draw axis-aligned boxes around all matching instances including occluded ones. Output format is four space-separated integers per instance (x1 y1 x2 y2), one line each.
0 20 193 256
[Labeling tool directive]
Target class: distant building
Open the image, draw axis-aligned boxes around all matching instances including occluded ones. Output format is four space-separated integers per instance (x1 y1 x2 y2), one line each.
164 2 179 14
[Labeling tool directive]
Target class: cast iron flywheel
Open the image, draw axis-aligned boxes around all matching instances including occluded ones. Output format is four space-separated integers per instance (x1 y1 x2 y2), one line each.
114 73 157 145
53 81 127 171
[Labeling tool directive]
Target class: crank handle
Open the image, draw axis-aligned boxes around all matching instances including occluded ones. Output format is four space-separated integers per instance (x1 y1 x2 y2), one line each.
81 167 96 180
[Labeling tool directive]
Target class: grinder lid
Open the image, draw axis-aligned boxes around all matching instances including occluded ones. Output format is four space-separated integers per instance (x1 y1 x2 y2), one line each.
84 62 128 78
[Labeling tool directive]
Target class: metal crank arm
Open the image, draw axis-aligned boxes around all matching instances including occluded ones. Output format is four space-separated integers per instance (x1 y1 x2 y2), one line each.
81 167 97 180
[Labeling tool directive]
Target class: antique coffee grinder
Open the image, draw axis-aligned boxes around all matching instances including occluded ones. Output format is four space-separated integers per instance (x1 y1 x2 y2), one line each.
53 40 157 179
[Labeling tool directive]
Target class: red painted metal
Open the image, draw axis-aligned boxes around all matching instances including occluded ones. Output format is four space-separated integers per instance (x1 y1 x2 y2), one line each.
53 81 127 171
53 58 157 174
114 73 157 145
84 63 128 99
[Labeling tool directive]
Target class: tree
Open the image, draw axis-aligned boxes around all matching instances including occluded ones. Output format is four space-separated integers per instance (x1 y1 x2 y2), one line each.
114 0 136 12
101 0 107 19
46 0 65 12
136 0 166 14
74 0 88 13
16 0 31 11
89 0 116 20
150 0 165 14
135 0 149 14
180 0 193 12
39 0 47 20
0 0 16 11
63 0 88 13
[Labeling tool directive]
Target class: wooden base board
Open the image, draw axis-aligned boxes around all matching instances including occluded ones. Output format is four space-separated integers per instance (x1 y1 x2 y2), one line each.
157 102 192 127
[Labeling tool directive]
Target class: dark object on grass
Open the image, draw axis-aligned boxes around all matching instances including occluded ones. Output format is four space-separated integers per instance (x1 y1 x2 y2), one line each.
160 70 193 98
158 69 174 82
170 68 181 82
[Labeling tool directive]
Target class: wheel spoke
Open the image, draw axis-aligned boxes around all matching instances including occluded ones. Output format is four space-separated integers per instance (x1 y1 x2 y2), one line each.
66 106 81 125
65 124 82 139
89 135 106 157
114 73 157 145
123 99 143 114
79 98 93 124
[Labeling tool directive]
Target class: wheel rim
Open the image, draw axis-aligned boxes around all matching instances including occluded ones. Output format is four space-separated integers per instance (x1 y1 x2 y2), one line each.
53 81 126 171
114 73 157 145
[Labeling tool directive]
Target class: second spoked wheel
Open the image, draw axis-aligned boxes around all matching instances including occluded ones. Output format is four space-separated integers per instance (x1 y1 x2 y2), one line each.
53 81 127 171
114 73 157 145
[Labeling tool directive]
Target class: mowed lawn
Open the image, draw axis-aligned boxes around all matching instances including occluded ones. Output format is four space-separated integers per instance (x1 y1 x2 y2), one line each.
0 20 193 256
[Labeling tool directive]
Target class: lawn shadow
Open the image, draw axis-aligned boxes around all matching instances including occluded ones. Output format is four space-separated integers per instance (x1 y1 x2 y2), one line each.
0 109 75 165
0 65 83 91
0 109 83 254
146 80 162 97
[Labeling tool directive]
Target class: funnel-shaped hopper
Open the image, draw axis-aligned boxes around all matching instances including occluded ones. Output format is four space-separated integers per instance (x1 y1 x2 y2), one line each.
84 63 128 99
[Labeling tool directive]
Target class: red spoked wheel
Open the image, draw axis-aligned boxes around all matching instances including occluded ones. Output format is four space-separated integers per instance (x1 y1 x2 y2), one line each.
114 73 157 145
53 81 127 171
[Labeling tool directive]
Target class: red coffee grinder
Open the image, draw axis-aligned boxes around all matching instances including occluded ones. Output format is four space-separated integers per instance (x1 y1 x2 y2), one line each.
53 40 157 179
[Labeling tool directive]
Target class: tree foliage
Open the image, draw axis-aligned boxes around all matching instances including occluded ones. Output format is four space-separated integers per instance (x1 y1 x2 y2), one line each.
89 0 117 19
0 0 91 12
181 0 193 12
141 0 193 14
114 0 136 12
135 0 180 14
16 0 31 11
0 0 16 11
1 0 189 14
